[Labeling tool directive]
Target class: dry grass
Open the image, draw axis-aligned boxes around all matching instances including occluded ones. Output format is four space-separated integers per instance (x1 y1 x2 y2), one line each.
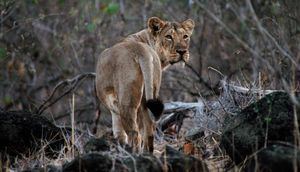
2 79 299 172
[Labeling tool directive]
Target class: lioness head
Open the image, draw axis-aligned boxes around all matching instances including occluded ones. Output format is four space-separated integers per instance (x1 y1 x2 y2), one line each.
148 17 195 66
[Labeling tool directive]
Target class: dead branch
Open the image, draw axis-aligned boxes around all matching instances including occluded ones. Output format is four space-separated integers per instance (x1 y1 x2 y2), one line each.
36 72 96 115
221 80 283 96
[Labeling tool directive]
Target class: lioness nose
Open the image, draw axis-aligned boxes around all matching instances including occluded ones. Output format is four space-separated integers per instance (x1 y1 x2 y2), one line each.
176 49 187 56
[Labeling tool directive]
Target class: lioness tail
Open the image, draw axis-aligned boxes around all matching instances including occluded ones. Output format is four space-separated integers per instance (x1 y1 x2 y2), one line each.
146 99 164 121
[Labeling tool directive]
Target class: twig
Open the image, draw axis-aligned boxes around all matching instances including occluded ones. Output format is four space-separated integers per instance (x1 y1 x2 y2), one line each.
54 105 95 121
36 72 96 115
194 0 275 73
71 93 75 159
93 108 101 134
208 66 225 78
0 1 16 25
245 0 299 70
2 13 65 35
185 62 219 94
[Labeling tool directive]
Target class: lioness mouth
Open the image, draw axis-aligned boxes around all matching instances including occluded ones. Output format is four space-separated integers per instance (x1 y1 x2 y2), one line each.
170 56 186 65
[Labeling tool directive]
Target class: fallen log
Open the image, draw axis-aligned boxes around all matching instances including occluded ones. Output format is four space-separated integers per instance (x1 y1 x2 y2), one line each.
158 102 203 133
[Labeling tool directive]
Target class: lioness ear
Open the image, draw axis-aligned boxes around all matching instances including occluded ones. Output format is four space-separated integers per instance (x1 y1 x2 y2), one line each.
148 17 165 36
182 19 195 35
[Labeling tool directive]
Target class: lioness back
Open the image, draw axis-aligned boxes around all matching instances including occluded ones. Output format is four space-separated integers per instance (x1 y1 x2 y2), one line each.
96 41 160 107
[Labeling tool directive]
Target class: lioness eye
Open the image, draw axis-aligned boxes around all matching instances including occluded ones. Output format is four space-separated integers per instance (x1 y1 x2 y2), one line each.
165 35 172 40
183 35 189 39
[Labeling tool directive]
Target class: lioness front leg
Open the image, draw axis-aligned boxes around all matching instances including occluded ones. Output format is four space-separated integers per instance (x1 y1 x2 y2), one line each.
120 106 141 153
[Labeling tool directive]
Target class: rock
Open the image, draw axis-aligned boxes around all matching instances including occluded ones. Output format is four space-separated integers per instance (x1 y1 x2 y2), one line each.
184 127 205 141
63 152 163 172
160 146 208 172
63 153 128 172
22 165 61 172
244 144 300 172
123 153 163 172
64 146 209 172
0 111 67 158
221 92 300 164
84 137 111 153
46 165 62 172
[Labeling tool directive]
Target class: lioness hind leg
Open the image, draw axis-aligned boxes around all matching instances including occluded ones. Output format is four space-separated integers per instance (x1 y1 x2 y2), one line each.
143 112 155 153
111 111 127 144
137 103 155 153
119 106 141 153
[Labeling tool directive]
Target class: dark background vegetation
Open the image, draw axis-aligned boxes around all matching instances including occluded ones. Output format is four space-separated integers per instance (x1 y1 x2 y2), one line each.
0 0 299 126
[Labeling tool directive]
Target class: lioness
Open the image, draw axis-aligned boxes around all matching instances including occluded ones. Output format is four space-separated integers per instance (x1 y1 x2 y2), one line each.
96 17 194 153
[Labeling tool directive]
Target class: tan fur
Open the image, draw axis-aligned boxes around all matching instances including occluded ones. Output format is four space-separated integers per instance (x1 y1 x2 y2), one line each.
95 17 194 153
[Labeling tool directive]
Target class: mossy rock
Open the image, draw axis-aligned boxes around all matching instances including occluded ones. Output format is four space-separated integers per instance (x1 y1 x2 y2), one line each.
221 92 300 164
63 152 163 172
84 137 111 153
0 111 67 158
63 153 128 172
244 144 300 172
160 146 208 172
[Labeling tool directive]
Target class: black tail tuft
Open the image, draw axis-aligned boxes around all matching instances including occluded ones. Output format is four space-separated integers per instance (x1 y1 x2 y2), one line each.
146 99 164 121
